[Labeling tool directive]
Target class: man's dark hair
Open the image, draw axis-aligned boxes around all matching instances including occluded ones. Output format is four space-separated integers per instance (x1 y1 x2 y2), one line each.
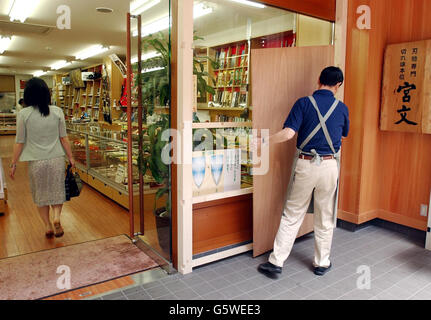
24 77 50 117
18 98 24 105
319 66 344 87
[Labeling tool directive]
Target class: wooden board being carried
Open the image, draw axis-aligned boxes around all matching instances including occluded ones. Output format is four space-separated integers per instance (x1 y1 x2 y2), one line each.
251 46 334 257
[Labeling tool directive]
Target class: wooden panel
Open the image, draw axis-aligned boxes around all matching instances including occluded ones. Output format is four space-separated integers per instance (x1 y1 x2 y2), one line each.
252 46 334 257
423 42 431 134
297 14 333 47
0 76 15 92
340 0 431 229
192 194 252 255
339 28 369 215
260 0 336 22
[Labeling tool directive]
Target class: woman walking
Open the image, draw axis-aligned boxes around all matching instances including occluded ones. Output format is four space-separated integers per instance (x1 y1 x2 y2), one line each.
9 78 75 238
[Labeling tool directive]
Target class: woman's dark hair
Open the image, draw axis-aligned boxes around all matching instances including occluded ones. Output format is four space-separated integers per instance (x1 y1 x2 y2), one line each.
24 77 51 116
18 98 24 105
319 66 344 87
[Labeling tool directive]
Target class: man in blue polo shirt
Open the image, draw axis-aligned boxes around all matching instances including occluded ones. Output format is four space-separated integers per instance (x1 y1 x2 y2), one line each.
258 66 350 278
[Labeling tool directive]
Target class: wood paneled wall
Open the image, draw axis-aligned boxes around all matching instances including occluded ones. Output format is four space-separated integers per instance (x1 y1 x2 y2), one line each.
260 0 336 21
339 0 431 231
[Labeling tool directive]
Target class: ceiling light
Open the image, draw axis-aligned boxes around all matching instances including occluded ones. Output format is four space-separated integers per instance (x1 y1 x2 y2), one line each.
131 51 162 64
194 3 213 18
75 45 109 60
96 7 114 14
33 70 46 77
133 3 212 37
228 0 265 8
9 0 41 23
0 36 13 54
133 16 170 37
51 60 70 70
130 0 160 15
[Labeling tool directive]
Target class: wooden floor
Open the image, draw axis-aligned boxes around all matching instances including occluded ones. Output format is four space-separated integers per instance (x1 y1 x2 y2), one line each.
0 135 168 260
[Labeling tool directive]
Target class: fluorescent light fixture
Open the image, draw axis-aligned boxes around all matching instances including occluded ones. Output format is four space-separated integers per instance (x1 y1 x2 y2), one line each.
75 45 109 60
51 60 70 70
9 0 41 23
133 3 213 37
131 51 162 64
141 66 164 73
194 3 213 18
0 36 13 54
33 70 46 77
229 0 265 8
130 0 160 15
133 16 170 37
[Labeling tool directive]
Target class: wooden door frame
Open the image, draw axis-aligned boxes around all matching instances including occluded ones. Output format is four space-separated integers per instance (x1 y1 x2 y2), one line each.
257 0 336 22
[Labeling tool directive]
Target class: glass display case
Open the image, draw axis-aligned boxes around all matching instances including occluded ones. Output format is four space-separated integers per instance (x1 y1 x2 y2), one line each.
66 123 164 206
0 113 17 135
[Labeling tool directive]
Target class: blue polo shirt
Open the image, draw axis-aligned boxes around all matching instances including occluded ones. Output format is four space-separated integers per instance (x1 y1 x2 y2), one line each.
283 89 350 155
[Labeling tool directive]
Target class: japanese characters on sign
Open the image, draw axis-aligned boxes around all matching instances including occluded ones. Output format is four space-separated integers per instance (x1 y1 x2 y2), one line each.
381 40 431 134
396 48 418 126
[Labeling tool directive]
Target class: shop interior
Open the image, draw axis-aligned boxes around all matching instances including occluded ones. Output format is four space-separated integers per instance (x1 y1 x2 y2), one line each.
0 0 333 276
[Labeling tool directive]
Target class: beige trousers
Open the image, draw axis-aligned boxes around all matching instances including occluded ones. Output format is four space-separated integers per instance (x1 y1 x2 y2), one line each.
269 158 338 268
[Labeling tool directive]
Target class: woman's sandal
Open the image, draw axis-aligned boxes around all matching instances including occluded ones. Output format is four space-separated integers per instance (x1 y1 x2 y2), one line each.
45 230 54 238
53 222 64 238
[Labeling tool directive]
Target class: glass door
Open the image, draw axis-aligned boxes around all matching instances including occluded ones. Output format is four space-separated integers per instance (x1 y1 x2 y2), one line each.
128 0 172 262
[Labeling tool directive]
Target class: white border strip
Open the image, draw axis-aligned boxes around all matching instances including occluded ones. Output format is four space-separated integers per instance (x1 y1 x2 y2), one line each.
193 187 253 204
192 243 253 268
192 122 253 129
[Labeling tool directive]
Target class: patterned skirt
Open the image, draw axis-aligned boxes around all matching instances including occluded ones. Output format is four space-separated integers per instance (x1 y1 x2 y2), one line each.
28 157 66 207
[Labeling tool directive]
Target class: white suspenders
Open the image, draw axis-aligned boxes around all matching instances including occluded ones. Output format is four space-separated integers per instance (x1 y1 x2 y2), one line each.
299 96 340 165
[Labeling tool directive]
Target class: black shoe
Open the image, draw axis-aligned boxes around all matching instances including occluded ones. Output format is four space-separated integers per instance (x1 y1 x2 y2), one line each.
258 262 282 279
314 263 332 276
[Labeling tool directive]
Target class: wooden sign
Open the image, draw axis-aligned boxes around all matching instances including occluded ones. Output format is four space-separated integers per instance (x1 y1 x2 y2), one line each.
381 40 431 134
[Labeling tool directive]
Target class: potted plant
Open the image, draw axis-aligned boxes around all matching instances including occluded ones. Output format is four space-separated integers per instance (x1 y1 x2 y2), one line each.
135 32 217 251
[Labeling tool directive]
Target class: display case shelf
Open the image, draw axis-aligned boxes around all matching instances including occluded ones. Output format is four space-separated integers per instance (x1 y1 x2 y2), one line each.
193 186 253 204
0 113 17 135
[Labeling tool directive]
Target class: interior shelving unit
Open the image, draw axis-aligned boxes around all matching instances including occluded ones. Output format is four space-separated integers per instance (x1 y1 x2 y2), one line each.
195 40 251 124
0 114 16 135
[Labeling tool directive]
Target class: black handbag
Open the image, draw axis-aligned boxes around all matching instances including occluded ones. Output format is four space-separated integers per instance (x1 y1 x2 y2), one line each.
65 165 83 201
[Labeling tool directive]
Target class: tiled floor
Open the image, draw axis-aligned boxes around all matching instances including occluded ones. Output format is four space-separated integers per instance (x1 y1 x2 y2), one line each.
93 225 431 300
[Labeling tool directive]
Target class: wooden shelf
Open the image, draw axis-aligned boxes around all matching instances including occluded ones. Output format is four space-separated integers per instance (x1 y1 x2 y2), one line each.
197 106 246 112
192 122 252 129
193 186 253 204
214 66 248 72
